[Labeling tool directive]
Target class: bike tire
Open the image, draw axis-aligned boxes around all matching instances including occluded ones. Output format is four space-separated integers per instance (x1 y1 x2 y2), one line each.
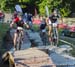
52 27 59 46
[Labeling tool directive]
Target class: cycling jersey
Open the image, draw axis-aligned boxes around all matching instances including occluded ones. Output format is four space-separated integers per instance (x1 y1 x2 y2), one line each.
13 17 24 27
49 14 59 23
40 22 46 30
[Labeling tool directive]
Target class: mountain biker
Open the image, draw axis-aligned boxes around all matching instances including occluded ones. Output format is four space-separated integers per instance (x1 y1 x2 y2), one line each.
10 14 29 50
48 8 63 42
0 10 5 22
40 17 47 34
12 11 18 19
39 17 48 45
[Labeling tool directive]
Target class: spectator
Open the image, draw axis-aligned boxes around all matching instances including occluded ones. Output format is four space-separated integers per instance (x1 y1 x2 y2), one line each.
23 13 28 23
0 10 5 23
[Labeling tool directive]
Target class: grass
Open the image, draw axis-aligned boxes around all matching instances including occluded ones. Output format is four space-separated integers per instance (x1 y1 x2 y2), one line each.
0 23 10 40
0 23 10 54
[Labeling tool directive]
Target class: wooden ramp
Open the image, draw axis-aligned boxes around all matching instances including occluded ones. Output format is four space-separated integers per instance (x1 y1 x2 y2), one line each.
14 48 56 67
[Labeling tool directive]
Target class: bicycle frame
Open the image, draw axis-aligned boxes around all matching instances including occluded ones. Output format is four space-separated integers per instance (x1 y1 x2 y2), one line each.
50 23 59 46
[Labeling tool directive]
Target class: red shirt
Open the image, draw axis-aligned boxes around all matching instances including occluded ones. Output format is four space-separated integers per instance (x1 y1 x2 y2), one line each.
13 17 24 27
13 17 20 23
0 12 3 17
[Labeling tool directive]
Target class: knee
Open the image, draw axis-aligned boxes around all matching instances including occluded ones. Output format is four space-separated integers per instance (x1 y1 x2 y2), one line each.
14 32 18 39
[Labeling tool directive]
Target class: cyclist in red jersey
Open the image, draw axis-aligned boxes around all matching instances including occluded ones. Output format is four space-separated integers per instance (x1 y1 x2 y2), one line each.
10 14 29 50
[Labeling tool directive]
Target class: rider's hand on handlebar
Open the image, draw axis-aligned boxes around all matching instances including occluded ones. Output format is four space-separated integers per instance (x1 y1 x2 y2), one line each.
26 25 30 29
24 22 30 29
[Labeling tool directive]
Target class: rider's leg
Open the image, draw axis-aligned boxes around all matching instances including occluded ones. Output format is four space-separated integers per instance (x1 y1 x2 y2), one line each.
21 30 24 40
48 25 53 45
13 32 18 49
48 25 52 37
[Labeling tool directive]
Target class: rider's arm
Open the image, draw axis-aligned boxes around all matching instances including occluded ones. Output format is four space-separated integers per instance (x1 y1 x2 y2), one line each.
46 17 49 26
24 22 29 28
58 14 63 23
60 17 63 23
10 21 14 28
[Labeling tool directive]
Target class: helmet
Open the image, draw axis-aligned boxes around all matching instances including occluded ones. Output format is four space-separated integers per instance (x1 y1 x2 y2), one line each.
14 11 18 17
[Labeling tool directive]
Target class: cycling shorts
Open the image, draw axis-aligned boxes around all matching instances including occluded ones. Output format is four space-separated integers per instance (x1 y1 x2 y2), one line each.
52 23 58 27
17 27 23 30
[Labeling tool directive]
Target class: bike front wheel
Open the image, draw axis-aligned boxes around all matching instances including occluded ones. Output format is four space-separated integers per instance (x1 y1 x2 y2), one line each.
50 27 59 46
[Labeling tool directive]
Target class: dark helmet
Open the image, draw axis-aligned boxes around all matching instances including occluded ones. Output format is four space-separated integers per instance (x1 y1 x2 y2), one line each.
14 11 18 17
52 8 58 12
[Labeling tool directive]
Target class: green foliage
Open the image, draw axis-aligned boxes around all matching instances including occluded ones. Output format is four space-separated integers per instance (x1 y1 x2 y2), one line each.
60 7 70 17
0 23 9 48
0 0 74 17
19 0 30 3
38 0 71 17
0 0 6 10
59 0 71 17
38 0 48 15
0 23 9 40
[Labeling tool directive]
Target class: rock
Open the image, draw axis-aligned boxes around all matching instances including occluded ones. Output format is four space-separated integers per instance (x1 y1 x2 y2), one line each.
59 44 72 51
26 30 43 46
49 52 75 67
14 48 56 67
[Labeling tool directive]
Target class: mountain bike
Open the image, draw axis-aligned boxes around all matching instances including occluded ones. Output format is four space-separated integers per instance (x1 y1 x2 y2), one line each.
49 23 59 46
16 28 24 50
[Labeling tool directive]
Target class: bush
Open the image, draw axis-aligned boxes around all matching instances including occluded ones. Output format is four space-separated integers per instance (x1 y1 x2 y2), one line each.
0 23 10 48
32 24 39 32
